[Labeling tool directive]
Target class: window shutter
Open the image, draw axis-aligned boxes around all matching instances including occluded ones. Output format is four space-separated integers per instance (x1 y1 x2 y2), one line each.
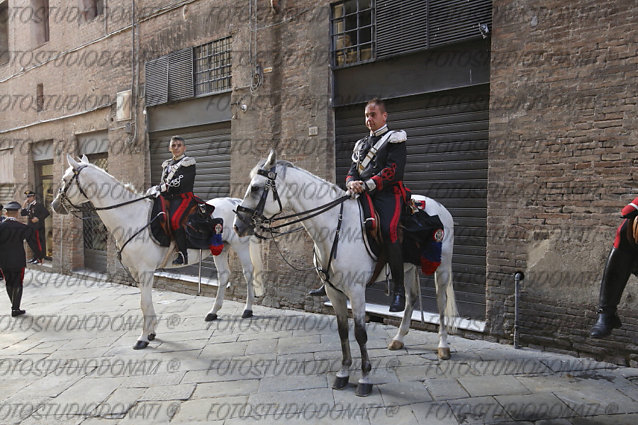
145 56 168 106
429 0 492 47
168 47 194 101
376 0 492 59
377 0 428 58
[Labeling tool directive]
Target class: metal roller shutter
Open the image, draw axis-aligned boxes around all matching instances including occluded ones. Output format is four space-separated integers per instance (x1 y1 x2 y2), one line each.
335 85 488 320
149 122 231 278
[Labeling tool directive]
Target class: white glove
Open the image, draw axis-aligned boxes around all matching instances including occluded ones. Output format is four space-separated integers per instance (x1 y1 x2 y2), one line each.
146 185 161 198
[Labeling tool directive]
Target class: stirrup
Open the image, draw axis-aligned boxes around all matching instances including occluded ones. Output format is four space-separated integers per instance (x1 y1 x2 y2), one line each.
172 252 187 265
308 285 327 297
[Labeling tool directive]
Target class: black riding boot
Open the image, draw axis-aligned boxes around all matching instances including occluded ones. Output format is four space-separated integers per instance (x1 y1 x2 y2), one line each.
173 228 188 265
591 247 633 338
10 285 24 316
388 244 405 312
6 283 13 305
308 285 327 296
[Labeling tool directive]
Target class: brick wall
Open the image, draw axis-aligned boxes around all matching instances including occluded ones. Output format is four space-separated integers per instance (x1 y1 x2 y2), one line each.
488 0 638 365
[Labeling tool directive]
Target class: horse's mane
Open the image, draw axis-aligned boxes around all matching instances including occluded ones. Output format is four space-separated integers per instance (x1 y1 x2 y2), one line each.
250 159 344 197
84 162 143 196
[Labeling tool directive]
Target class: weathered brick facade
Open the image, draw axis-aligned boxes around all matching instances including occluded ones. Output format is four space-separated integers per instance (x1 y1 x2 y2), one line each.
488 0 638 365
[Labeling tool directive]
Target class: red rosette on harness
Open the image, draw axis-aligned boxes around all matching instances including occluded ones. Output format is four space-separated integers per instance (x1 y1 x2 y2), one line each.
420 228 444 275
209 219 224 256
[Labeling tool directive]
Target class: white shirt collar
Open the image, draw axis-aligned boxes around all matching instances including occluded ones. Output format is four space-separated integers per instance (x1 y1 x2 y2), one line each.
370 125 388 137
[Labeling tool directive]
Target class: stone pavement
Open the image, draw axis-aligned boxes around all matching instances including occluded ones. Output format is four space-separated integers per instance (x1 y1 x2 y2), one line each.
1 270 638 425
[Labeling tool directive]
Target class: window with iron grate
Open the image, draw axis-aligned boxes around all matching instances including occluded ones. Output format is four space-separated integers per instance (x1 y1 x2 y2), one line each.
331 0 375 68
194 36 232 96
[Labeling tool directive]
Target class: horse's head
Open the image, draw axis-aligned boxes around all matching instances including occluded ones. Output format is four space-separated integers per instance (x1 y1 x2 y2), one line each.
234 149 284 237
51 154 92 214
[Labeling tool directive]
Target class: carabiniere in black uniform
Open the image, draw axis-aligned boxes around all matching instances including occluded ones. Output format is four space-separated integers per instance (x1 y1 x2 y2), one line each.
346 124 408 312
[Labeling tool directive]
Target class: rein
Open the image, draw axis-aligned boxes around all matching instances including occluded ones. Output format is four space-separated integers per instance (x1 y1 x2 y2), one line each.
60 164 158 261
235 164 350 287
59 165 153 214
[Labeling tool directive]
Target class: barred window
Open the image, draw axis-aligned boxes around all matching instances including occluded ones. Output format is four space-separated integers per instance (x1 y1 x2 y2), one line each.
194 37 232 96
331 0 375 68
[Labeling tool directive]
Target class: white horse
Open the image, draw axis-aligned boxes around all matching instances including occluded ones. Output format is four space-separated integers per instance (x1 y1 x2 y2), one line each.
234 151 457 396
51 155 264 349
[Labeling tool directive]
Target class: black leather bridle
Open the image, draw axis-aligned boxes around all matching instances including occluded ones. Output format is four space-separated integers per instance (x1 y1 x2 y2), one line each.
235 167 284 232
235 166 350 235
58 164 152 214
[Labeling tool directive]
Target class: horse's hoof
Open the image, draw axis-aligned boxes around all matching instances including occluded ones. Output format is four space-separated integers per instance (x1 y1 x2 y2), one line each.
205 313 218 322
148 333 156 341
332 375 349 390
438 347 451 360
356 382 373 397
242 309 253 319
133 340 149 350
388 340 404 350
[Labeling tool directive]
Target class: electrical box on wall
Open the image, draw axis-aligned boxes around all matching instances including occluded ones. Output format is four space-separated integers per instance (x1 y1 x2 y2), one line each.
116 90 132 121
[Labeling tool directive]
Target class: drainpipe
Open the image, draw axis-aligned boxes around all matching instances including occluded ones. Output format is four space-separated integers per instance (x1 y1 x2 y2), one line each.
130 0 138 145
514 271 524 349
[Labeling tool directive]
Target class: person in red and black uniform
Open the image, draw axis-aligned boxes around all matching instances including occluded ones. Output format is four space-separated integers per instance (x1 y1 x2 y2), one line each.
1 201 39 316
309 98 408 312
148 136 196 265
21 190 50 263
591 198 638 338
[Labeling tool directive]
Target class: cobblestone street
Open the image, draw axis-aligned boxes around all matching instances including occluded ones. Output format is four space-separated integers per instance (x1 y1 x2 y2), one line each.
1 270 637 424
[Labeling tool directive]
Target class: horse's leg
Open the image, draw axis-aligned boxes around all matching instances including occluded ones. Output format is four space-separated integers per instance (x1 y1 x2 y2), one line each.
389 265 417 351
205 248 230 321
350 286 373 397
235 240 255 318
134 270 157 350
435 264 453 360
327 287 352 391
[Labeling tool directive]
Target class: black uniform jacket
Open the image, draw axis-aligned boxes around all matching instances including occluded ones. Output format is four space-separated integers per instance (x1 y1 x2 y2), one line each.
0 219 39 271
160 156 196 197
346 127 407 193
21 201 50 230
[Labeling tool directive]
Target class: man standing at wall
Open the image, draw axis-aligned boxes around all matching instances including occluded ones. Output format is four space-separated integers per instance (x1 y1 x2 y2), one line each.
21 190 50 263
0 201 39 316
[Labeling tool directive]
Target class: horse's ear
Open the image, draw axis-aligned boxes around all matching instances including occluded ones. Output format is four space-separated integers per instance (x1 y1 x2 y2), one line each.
264 149 277 169
67 154 81 169
80 154 89 163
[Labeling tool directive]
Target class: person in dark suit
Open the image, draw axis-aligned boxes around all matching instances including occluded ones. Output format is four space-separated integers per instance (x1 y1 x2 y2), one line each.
21 190 50 263
0 201 39 317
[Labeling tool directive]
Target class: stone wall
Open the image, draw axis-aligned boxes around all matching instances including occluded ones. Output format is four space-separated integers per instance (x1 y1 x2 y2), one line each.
488 0 638 365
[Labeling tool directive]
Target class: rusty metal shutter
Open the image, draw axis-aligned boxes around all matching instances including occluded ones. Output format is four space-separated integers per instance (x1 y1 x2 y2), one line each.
168 48 194 102
376 0 492 59
335 85 489 320
149 122 231 278
145 56 168 106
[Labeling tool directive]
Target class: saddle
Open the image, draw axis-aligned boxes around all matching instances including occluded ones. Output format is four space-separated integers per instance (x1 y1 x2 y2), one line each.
358 191 444 286
149 196 224 255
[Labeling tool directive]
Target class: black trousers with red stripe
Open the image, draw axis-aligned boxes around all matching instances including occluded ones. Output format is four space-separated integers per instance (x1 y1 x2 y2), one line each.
372 188 404 295
2 268 25 310
33 226 46 259
372 189 403 244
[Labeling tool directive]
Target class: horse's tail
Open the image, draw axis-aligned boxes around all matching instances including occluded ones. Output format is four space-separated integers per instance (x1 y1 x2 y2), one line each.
249 236 265 297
